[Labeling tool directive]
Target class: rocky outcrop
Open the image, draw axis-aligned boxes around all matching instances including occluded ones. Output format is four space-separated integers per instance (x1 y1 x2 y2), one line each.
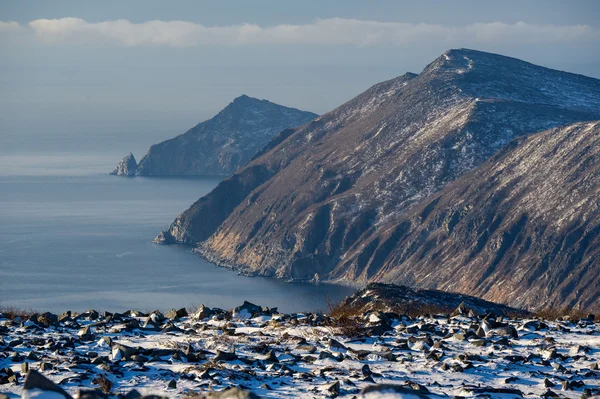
135 95 317 176
109 153 137 176
157 49 600 310
339 283 528 317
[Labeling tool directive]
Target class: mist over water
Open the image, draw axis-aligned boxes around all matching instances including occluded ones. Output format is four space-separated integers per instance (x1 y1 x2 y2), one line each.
0 153 355 313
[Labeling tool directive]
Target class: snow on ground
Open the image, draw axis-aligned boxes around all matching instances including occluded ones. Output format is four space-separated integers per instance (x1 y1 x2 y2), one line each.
0 305 599 398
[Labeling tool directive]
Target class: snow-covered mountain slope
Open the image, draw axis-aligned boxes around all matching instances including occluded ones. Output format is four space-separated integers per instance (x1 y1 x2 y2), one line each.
156 49 600 310
341 121 600 311
135 95 317 176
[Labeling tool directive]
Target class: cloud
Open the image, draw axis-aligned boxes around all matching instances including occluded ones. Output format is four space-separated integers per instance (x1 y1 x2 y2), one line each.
0 17 596 47
0 21 25 33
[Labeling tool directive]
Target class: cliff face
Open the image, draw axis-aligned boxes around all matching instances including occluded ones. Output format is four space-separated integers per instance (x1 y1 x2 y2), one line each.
109 153 137 176
341 121 600 311
135 95 317 176
157 49 600 310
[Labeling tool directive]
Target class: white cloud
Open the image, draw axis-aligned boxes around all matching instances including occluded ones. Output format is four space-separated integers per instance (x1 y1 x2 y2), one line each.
0 21 25 33
0 17 596 47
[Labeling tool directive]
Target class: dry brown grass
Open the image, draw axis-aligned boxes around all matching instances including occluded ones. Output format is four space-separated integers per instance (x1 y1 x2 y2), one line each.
389 302 454 318
325 297 368 337
534 307 596 321
0 305 36 321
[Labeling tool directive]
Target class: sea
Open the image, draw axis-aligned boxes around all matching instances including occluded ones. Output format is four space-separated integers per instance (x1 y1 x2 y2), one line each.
0 152 355 314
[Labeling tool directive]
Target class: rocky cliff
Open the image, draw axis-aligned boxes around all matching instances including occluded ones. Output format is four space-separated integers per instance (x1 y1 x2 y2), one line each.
109 153 137 176
157 49 600 311
135 95 317 176
341 121 600 311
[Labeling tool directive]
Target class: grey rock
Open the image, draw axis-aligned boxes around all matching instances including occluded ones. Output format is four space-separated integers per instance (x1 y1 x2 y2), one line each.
165 308 187 320
322 380 340 397
204 387 261 399
264 351 278 363
192 304 214 320
78 325 95 341
110 153 137 176
37 312 58 328
23 370 73 399
233 301 262 318
460 387 523 397
39 362 53 371
214 350 238 362
359 384 431 398
111 343 138 361
77 389 110 399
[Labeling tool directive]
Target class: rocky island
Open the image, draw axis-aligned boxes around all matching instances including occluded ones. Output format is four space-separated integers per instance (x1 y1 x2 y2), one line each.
109 153 137 177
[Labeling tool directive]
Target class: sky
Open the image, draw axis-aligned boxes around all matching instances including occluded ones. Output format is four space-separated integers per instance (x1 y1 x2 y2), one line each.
1 0 599 158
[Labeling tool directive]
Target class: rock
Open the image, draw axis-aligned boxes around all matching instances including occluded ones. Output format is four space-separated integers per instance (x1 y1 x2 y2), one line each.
193 304 214 320
491 326 519 339
39 362 53 371
110 153 137 176
543 378 555 388
58 311 72 322
233 301 262 319
475 326 486 338
359 384 430 398
459 387 523 397
78 325 95 341
124 319 140 332
204 387 261 399
77 389 110 399
214 350 238 362
111 343 137 361
361 364 372 377
167 379 177 389
321 380 340 397
326 338 347 351
123 390 142 399
451 302 469 317
319 351 343 362
264 351 278 363
23 370 73 399
37 312 58 328
541 389 560 398
165 308 187 320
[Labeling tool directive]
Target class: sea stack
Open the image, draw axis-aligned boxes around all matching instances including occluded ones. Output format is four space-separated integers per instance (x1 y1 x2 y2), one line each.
110 153 138 176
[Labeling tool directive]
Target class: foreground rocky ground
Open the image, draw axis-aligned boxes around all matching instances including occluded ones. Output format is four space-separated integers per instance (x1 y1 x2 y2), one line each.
1 295 599 398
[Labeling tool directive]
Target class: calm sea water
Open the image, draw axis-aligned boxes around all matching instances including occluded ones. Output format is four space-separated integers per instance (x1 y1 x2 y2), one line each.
0 157 355 313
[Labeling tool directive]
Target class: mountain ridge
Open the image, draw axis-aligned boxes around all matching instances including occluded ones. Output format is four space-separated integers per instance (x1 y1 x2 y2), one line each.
116 95 317 177
156 49 600 311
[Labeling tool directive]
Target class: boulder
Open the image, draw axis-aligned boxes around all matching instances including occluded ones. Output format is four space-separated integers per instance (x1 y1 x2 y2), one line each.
359 384 431 398
233 301 262 319
204 387 261 399
23 370 73 399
